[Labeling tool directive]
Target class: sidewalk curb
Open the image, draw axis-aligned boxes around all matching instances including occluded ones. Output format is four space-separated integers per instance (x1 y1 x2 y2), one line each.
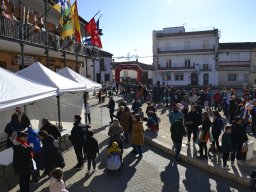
144 135 249 187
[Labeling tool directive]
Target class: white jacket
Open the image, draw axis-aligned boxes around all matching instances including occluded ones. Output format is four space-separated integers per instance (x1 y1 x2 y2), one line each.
49 177 69 192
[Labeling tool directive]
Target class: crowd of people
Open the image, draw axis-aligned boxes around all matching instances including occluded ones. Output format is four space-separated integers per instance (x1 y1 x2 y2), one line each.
3 80 256 191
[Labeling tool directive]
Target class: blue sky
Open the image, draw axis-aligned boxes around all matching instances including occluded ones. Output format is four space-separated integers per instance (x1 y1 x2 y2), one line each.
76 0 256 64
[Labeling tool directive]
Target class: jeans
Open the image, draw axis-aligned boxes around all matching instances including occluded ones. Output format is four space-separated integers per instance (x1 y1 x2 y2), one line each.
74 145 83 165
174 143 182 160
85 113 91 124
132 144 142 156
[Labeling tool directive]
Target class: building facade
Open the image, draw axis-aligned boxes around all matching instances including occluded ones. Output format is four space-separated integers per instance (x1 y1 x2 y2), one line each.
0 0 110 81
153 26 219 87
218 43 256 87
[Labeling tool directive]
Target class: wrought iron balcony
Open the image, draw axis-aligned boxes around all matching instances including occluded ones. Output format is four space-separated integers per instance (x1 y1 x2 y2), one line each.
157 64 195 70
0 16 99 58
157 45 215 53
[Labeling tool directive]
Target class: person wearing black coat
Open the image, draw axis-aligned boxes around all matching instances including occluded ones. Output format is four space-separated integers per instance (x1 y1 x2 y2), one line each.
13 131 33 192
70 115 87 169
231 116 248 165
211 111 224 152
40 118 61 140
5 113 22 148
108 97 116 123
171 118 186 162
38 131 65 175
186 105 199 144
83 131 99 173
229 96 237 124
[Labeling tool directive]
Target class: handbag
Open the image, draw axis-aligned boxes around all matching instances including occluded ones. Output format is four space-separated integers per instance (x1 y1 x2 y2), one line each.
241 142 248 152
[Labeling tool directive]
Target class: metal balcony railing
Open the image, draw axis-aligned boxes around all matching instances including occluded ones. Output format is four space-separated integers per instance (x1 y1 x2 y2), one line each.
0 16 99 58
157 64 195 70
157 45 215 53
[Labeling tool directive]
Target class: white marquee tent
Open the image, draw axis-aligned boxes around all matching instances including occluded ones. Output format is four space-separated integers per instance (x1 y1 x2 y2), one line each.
16 62 88 128
57 67 102 91
0 67 57 137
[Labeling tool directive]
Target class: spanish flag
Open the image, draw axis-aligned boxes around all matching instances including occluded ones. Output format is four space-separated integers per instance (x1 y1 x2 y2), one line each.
60 0 74 38
71 1 81 43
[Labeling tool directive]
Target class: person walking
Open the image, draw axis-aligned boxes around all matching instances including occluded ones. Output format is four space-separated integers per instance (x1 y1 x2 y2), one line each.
221 125 233 170
85 101 91 124
186 105 199 144
108 96 115 124
13 130 33 192
83 130 99 174
170 118 186 162
70 115 87 169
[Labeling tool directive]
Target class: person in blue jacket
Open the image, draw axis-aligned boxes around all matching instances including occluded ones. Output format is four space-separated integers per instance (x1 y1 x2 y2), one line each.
169 104 183 124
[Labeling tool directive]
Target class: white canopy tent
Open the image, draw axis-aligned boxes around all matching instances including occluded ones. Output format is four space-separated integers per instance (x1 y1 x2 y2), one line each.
0 67 57 111
0 67 57 137
16 62 87 128
57 67 102 91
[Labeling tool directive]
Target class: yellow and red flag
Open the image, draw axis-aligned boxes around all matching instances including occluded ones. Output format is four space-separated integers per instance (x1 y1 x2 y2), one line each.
71 1 81 43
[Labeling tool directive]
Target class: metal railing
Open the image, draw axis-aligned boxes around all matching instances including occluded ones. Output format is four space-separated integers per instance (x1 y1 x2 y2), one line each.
0 16 99 58
157 45 215 52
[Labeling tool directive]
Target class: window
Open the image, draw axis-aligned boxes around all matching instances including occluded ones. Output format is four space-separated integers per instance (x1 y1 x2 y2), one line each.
203 64 209 70
203 40 209 49
100 59 105 71
175 73 184 81
162 72 171 80
185 59 190 68
228 74 237 81
105 74 110 81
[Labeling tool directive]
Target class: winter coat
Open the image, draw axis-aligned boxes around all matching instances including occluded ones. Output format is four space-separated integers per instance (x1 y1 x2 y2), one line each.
108 125 123 138
70 122 86 146
83 136 99 159
199 119 212 142
170 120 186 144
49 177 69 192
231 123 248 145
108 99 115 113
120 111 131 132
186 111 199 129
5 120 22 148
40 122 61 140
27 127 41 154
169 111 183 124
211 117 223 136
39 135 65 174
221 132 233 153
131 101 142 113
131 121 144 145
229 100 237 114
12 139 33 175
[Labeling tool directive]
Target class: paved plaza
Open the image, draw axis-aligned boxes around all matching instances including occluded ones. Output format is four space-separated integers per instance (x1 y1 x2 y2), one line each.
0 96 250 192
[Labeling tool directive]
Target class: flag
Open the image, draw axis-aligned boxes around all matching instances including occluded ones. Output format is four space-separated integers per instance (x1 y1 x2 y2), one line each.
60 0 74 38
52 0 63 13
85 18 102 48
96 18 103 35
71 1 81 43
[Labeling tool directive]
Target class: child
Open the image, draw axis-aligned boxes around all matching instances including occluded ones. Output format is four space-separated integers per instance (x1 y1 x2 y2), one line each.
221 125 233 170
83 130 99 174
49 167 68 192
108 141 122 155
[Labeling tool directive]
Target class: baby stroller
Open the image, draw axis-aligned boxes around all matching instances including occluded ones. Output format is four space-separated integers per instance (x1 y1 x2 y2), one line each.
106 141 122 175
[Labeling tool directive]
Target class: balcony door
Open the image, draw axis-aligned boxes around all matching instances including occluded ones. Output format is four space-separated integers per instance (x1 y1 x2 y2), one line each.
191 72 198 86
203 73 209 86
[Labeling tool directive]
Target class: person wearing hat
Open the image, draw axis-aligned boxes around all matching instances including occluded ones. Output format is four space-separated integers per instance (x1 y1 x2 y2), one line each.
70 115 87 169
38 131 65 175
13 130 33 192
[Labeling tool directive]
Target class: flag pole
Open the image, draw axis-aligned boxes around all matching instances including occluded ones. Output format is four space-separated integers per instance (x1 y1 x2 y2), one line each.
92 10 101 19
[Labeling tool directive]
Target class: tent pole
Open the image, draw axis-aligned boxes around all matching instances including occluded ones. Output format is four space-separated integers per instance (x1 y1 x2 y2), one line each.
57 95 61 130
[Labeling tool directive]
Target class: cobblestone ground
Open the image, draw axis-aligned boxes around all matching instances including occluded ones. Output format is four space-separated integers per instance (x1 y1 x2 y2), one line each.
1 96 249 192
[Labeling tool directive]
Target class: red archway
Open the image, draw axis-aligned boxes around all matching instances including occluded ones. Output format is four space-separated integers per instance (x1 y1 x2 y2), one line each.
114 64 142 83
